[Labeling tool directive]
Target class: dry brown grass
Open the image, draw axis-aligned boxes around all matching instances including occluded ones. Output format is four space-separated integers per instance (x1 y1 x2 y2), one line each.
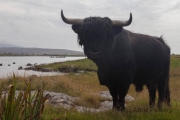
1 69 179 109
0 72 107 108
1 55 180 109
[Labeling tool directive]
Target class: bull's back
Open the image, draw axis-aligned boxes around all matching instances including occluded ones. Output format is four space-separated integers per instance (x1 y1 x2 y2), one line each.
130 33 168 81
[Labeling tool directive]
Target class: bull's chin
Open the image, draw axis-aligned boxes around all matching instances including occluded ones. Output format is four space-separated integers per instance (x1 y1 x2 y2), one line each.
90 56 100 60
88 55 101 60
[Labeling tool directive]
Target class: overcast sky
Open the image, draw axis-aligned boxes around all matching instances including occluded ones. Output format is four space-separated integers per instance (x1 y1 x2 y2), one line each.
0 0 180 53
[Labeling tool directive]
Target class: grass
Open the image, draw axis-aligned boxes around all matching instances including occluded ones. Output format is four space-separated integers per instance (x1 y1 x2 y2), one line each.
0 74 49 120
35 58 97 72
0 72 107 109
170 55 180 68
41 104 180 120
0 55 180 119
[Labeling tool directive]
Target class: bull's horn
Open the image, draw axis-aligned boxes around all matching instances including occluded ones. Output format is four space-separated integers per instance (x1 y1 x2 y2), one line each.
61 10 84 25
112 13 132 26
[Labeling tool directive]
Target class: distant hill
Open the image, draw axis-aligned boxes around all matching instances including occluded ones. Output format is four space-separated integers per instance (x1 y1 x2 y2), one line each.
0 43 22 48
0 47 84 56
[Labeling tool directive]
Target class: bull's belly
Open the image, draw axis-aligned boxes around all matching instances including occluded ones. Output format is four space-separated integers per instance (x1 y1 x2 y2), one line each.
132 70 163 84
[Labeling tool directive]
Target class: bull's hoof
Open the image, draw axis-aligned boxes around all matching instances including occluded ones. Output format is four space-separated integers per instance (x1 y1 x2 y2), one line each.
149 102 155 108
113 106 125 111
167 103 171 107
158 102 163 110
165 102 171 107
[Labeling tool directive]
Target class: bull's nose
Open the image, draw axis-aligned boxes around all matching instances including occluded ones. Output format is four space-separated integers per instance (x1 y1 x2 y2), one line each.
89 51 100 55
88 51 101 59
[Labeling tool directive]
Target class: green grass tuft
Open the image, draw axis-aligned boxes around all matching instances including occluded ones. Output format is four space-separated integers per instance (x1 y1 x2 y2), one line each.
35 58 97 72
0 74 49 120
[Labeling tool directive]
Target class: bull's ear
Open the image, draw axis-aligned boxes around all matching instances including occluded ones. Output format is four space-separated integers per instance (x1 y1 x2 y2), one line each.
72 25 81 34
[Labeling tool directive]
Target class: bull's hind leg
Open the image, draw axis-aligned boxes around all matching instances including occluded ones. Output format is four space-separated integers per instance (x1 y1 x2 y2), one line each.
158 81 171 107
146 82 157 108
164 70 171 107
164 83 171 107
157 78 167 109
157 74 170 109
157 84 165 109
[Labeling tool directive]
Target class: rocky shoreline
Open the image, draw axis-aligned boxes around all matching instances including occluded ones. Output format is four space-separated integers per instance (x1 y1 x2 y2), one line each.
45 91 134 112
4 90 134 113
18 63 88 73
2 90 135 113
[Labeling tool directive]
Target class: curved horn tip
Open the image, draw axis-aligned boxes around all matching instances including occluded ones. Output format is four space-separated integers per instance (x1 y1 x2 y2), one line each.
128 12 133 25
61 10 67 24
60 10 84 25
130 13 132 20
61 10 64 16
61 10 64 19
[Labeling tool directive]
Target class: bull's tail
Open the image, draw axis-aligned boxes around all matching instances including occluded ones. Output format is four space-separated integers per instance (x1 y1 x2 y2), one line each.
164 41 171 106
158 36 171 106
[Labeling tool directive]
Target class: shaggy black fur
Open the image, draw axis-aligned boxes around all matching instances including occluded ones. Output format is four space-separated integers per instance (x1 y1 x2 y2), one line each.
72 17 122 58
69 16 170 111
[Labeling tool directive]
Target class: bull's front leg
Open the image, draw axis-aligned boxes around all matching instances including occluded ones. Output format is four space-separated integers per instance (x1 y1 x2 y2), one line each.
108 86 119 110
108 83 130 111
117 84 130 111
116 70 133 111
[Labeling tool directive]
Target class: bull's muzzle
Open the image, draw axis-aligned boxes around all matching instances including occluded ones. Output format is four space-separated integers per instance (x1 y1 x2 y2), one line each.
88 51 101 59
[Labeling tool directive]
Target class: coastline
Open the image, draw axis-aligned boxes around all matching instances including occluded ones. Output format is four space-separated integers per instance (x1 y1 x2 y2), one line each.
0 56 86 78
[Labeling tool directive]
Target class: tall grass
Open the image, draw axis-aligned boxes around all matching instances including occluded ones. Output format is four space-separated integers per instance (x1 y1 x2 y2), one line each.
0 56 180 119
42 56 180 119
0 74 49 120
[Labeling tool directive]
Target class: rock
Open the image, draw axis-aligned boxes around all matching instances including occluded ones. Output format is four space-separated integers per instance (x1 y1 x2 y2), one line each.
0 63 2 66
13 62 16 64
41 68 53 72
99 91 112 99
24 65 53 72
44 91 79 109
24 67 32 70
75 106 100 113
18 66 23 70
100 101 113 111
27 63 32 66
58 66 79 73
8 64 10 66
78 71 84 73
43 91 135 113
125 95 135 101
24 66 36 70
2 90 134 113
99 91 135 101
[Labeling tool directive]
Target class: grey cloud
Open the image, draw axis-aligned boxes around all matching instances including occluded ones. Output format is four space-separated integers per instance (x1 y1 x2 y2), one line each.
0 0 180 53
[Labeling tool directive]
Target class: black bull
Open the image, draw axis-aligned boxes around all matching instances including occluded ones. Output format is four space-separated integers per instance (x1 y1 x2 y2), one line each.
61 10 170 111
